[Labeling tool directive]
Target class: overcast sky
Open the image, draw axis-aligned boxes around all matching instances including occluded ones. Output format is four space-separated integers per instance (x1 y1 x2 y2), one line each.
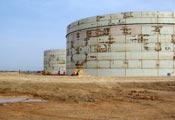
0 0 175 71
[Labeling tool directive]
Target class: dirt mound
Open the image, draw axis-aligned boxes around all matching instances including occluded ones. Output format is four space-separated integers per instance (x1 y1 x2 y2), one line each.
0 75 174 102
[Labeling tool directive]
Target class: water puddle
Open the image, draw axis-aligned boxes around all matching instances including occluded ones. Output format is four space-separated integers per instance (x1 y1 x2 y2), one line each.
0 96 46 104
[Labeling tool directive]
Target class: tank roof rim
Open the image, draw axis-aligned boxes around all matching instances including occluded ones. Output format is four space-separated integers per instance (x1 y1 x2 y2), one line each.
67 11 175 27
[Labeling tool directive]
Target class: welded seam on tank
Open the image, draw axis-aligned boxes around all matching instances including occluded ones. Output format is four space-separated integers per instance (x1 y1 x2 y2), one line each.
66 23 175 37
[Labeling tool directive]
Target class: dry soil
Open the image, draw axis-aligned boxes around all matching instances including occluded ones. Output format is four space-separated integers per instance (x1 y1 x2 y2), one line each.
0 72 175 120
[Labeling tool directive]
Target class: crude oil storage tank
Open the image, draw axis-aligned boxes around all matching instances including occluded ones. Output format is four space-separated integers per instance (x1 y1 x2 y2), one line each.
44 49 66 75
66 11 175 76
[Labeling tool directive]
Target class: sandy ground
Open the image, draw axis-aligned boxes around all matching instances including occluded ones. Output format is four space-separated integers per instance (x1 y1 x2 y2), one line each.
0 72 175 120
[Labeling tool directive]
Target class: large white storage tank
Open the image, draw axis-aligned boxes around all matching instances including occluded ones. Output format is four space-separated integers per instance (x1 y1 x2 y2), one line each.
66 11 175 76
44 49 66 75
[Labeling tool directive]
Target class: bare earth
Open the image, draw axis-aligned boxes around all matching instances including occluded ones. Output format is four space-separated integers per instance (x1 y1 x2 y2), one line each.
0 72 175 120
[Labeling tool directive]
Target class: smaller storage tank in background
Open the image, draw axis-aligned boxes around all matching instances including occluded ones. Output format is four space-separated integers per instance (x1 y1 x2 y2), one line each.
44 49 66 75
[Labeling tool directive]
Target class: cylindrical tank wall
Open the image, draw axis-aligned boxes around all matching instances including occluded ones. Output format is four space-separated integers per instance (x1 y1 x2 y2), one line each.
66 11 175 76
44 49 66 74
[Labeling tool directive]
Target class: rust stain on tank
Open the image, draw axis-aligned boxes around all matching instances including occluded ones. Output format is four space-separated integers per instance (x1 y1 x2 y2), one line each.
155 42 162 51
122 12 133 19
152 25 162 33
171 35 175 43
86 28 110 38
120 26 131 35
